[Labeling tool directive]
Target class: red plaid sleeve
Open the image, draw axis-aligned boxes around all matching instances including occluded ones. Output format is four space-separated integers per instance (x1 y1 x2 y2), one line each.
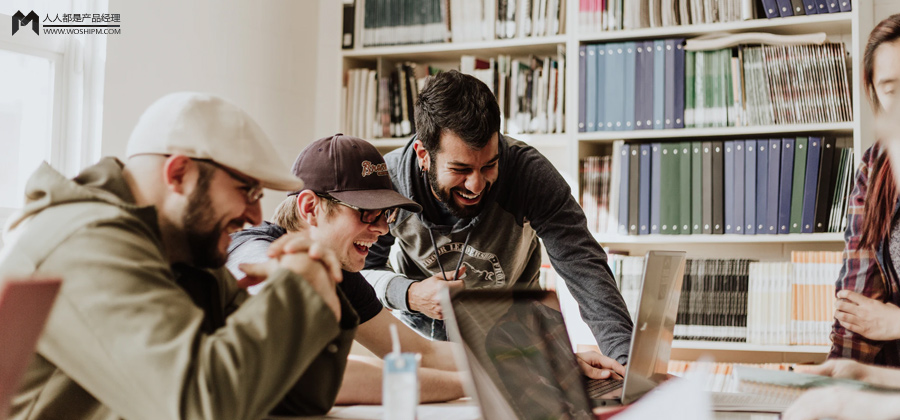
829 144 889 363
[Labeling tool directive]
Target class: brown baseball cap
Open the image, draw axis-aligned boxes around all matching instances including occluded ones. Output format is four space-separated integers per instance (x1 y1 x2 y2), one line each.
291 134 422 212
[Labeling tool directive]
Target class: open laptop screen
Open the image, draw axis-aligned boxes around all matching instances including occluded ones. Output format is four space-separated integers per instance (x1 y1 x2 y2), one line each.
447 289 595 420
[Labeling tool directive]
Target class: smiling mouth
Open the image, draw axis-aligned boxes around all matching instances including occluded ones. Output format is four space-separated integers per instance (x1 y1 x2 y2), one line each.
353 240 374 254
454 190 481 204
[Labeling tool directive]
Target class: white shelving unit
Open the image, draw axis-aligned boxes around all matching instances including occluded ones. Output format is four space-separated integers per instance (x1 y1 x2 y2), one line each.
337 0 877 361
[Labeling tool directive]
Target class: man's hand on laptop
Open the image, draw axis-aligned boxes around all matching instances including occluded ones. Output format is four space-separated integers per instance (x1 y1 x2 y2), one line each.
575 351 625 380
408 266 466 319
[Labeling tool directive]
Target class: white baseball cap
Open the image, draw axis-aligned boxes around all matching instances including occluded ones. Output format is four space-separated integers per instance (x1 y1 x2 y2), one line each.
126 92 303 191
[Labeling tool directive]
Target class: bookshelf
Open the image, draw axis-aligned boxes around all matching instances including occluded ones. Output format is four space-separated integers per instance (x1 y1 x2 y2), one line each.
335 0 878 361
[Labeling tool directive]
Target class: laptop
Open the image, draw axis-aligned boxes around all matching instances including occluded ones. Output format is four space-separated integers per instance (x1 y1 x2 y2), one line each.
0 278 61 420
442 251 686 419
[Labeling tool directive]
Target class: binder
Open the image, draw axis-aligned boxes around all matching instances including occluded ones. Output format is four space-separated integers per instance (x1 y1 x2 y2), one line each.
745 140 757 235
814 0 829 13
674 39 686 129
623 42 637 131
664 39 677 129
790 137 809 233
801 137 822 233
597 45 607 131
766 139 782 234
629 145 640 234
760 0 780 18
826 0 840 13
604 43 618 130
734 140 746 234
653 40 665 130
578 45 587 133
839 0 851 12
789 0 806 15
634 43 647 130
692 143 703 234
724 141 735 234
342 0 356 49
702 142 713 234
639 144 652 234
651 143 662 234
814 137 837 232
756 140 769 234
778 138 795 234
685 51 695 128
775 0 795 16
659 143 680 234
801 0 819 14
618 144 631 234
679 142 692 234
638 40 655 130
712 141 725 234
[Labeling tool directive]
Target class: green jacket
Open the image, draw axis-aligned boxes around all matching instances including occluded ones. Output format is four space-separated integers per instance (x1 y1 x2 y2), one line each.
0 158 358 420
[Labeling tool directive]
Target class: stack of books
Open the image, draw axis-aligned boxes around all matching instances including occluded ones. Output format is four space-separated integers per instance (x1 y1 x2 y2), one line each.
577 41 851 133
579 0 756 33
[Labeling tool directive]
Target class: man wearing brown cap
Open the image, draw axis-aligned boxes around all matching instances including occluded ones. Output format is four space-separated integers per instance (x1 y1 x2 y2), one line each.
0 93 355 420
227 134 464 404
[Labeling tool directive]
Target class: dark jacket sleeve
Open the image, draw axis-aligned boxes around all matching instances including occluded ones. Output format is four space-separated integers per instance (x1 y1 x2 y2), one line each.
501 144 634 363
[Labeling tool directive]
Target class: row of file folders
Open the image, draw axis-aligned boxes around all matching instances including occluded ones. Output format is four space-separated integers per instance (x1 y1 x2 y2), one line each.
577 40 851 132
580 136 855 236
612 252 840 345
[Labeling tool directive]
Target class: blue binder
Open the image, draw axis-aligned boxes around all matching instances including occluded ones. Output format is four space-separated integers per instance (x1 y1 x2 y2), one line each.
596 45 606 132
745 141 757 235
775 0 795 16
623 42 637 131
724 141 735 234
756 140 768 234
839 0 851 12
653 40 665 130
584 45 602 131
766 139 782 234
651 143 661 234
778 138 795 234
639 144 652 235
826 0 840 13
802 0 818 13
760 0 781 17
664 39 677 129
815 0 829 13
604 43 618 131
578 45 587 133
801 137 822 233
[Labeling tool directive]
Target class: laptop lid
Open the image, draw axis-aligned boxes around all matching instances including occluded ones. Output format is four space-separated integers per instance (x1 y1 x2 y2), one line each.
0 278 61 420
443 289 596 420
619 250 686 404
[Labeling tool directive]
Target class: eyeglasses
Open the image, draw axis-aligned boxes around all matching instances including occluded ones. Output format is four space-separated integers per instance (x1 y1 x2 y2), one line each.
193 159 264 204
317 194 399 225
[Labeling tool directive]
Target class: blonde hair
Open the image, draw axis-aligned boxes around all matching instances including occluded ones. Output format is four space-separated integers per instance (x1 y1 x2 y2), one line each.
271 193 337 233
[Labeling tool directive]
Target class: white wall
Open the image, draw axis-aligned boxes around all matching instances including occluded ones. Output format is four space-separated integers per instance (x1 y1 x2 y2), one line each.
103 0 325 216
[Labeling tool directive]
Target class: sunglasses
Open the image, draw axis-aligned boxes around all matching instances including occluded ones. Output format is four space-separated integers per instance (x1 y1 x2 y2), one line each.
316 194 400 225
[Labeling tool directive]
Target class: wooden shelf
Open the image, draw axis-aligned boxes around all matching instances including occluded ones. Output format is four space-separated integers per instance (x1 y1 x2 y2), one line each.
673 340 829 353
594 232 844 244
342 35 567 61
577 122 854 143
367 138 412 149
579 13 852 43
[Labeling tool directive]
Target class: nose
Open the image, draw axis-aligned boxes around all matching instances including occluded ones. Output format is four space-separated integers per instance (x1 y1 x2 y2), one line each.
244 201 263 226
465 172 486 195
371 214 389 235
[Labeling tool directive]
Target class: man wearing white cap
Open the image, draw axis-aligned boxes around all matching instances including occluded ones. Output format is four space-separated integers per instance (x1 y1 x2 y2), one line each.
0 92 356 420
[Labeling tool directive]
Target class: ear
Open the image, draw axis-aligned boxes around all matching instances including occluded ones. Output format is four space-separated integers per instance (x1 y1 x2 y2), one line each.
161 155 195 196
296 190 320 227
413 139 430 172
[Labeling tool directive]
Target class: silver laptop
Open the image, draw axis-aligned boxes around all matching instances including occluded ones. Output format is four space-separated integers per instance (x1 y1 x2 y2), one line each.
442 251 686 419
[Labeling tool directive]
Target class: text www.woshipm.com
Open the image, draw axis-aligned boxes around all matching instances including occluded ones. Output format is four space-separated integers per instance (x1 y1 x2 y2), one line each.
43 28 121 35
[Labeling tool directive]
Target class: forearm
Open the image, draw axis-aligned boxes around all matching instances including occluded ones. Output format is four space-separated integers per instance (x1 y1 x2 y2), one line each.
334 356 465 405
864 364 900 388
361 269 415 311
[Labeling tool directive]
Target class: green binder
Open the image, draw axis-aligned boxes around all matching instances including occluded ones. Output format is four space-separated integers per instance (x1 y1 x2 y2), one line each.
789 137 808 233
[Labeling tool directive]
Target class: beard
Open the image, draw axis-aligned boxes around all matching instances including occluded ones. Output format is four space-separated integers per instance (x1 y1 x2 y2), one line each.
181 169 228 268
428 155 491 219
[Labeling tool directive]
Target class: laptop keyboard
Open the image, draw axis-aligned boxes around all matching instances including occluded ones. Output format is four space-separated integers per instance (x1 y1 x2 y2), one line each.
585 378 624 398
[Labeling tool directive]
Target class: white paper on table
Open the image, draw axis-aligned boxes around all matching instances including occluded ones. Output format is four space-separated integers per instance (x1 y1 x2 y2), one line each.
610 377 713 420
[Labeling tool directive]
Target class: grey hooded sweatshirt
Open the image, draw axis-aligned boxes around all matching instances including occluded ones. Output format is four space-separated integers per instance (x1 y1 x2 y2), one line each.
0 158 357 420
362 135 633 363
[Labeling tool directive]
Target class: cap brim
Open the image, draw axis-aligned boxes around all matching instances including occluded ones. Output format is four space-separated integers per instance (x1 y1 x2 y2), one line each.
259 175 304 192
330 189 422 213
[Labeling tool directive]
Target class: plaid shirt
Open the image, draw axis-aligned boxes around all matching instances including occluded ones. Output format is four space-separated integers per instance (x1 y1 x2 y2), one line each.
829 142 900 366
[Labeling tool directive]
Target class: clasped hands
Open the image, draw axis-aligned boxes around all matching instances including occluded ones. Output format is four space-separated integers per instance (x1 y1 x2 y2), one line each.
238 232 344 320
